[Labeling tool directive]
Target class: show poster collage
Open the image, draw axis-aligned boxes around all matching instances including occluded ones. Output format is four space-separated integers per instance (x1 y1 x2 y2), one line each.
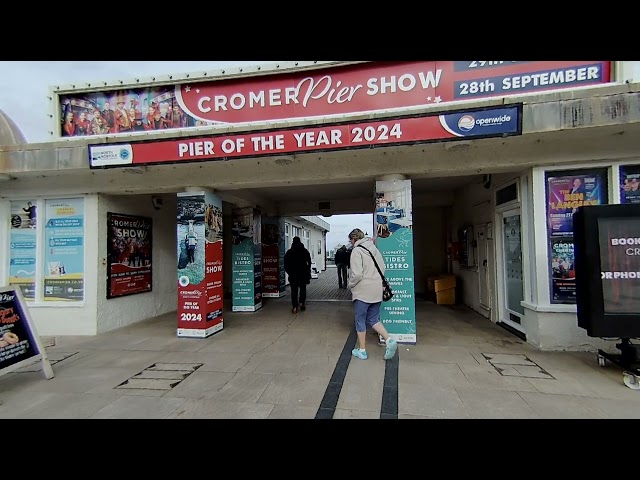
375 179 416 344
107 213 152 298
176 191 224 337
261 217 286 298
231 208 262 312
59 87 209 138
546 169 608 304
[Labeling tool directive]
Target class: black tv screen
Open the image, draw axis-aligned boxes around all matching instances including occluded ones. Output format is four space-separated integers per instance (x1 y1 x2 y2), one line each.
598 216 640 314
574 204 640 338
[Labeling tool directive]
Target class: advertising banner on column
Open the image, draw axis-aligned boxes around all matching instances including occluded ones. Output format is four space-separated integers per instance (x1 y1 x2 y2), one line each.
253 214 263 309
262 217 285 298
375 180 416 344
9 200 37 300
44 198 85 301
232 208 263 312
177 191 224 338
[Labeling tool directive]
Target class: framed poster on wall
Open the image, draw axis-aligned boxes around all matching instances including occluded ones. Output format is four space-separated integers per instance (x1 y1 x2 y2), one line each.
107 213 153 299
620 165 640 204
545 168 609 304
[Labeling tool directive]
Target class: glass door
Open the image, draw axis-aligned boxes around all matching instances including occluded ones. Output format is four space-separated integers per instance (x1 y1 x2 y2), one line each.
501 208 525 331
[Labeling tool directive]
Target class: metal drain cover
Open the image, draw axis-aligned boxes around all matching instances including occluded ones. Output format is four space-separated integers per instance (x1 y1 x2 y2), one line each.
482 353 554 380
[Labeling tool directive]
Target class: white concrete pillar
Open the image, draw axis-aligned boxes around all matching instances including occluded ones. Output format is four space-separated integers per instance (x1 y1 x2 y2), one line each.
376 174 408 182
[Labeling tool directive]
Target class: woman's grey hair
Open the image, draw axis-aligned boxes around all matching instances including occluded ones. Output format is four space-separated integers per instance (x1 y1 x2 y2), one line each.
348 228 365 241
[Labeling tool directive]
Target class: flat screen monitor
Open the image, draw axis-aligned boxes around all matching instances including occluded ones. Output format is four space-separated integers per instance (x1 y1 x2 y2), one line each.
574 204 640 338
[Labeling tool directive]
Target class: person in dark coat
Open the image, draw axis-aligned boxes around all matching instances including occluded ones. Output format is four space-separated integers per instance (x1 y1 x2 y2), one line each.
334 245 349 289
284 236 312 314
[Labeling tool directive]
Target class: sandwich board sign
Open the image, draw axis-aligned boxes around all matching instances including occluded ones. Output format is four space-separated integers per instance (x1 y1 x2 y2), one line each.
0 285 54 380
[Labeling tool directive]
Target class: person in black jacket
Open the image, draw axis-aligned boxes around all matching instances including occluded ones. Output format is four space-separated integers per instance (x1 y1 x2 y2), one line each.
284 236 312 314
334 245 349 289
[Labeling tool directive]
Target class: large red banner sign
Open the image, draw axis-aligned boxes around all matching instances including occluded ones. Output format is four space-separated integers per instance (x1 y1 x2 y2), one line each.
89 105 521 168
62 61 611 138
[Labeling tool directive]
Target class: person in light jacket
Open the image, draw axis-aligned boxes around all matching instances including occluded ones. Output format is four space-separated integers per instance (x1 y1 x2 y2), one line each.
347 228 397 361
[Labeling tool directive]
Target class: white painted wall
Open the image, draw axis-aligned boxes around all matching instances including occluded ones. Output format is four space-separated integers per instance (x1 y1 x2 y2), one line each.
412 206 448 296
96 193 177 333
617 61 640 83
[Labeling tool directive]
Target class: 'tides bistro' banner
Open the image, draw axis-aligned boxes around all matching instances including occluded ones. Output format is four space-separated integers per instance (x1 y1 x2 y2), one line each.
375 179 416 344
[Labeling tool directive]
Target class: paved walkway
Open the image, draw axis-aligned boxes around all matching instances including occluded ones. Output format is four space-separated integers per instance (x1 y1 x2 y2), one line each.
1 298 639 419
300 265 351 302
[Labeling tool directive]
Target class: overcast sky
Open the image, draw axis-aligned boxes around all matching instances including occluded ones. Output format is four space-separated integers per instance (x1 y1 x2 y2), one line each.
0 61 371 240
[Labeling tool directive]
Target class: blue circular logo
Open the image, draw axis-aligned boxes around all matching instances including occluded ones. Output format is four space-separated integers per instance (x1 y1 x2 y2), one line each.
119 148 130 160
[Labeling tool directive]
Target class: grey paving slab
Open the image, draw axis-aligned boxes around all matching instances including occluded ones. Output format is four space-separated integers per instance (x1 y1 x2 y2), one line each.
398 384 469 418
399 360 470 388
6 392 120 419
518 391 609 419
163 371 235 399
238 353 306 375
458 364 539 392
526 370 602 397
577 397 640 419
333 408 380 419
267 404 319 419
90 395 186 419
53 349 159 370
455 387 541 419
210 373 274 403
298 355 337 379
400 344 481 366
398 414 443 419
257 374 327 407
169 398 274 419
335 381 383 413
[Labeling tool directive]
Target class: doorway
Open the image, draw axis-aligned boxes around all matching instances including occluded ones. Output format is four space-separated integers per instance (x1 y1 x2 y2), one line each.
500 208 525 332
476 224 491 313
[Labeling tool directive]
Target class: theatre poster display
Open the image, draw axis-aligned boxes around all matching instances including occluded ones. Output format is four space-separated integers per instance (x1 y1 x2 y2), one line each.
546 169 608 304
107 213 152 299
620 165 640 205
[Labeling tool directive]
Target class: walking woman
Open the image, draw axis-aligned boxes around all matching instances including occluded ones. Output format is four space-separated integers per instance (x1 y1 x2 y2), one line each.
284 236 312 314
347 228 397 361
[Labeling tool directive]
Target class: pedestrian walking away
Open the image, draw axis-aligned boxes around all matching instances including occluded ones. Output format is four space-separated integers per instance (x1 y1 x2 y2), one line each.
284 236 312 314
334 244 349 289
347 228 397 361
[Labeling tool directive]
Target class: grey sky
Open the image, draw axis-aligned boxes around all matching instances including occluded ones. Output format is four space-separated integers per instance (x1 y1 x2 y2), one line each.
0 61 372 239
322 213 374 252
